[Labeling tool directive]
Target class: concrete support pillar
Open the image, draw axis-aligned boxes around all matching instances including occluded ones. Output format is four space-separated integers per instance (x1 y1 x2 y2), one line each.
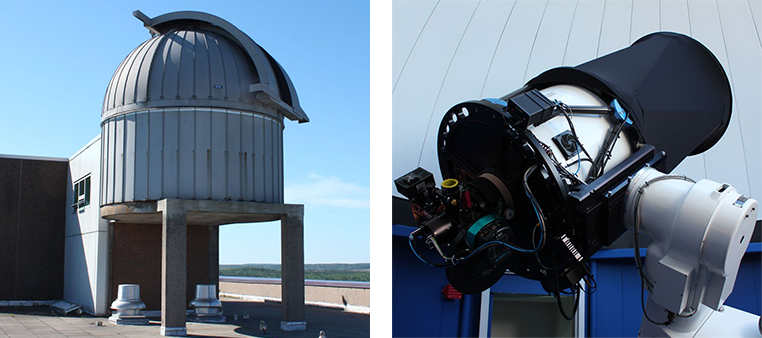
208 225 219 298
159 200 187 337
280 206 306 331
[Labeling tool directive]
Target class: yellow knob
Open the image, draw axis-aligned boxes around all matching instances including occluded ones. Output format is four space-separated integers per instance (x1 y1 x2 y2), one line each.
442 178 459 189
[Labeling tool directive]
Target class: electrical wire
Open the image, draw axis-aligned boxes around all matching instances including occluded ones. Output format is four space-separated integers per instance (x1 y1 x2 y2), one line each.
555 101 596 181
408 234 453 268
630 174 696 325
584 274 598 294
523 165 547 253
540 140 584 186
595 113 628 177
553 274 580 320
631 175 696 287
573 142 582 175
409 165 551 268
429 236 453 261
640 279 671 326
565 157 598 174
532 225 551 270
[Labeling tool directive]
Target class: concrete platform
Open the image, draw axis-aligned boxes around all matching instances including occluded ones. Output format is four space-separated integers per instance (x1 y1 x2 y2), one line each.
0 297 369 338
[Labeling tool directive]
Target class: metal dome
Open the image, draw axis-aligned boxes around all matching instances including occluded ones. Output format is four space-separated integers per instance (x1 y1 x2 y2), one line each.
102 10 308 123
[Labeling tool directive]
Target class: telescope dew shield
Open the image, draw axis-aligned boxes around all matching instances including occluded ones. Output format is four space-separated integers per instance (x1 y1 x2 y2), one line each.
527 32 732 172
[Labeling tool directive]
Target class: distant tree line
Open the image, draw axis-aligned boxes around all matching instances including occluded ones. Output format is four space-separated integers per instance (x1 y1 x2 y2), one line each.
219 266 370 282
219 263 369 271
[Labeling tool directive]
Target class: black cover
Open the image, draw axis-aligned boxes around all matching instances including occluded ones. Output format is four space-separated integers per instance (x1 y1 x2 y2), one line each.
526 32 732 173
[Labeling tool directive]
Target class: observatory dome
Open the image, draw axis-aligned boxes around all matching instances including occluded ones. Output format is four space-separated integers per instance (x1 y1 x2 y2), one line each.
99 11 307 206
102 11 307 123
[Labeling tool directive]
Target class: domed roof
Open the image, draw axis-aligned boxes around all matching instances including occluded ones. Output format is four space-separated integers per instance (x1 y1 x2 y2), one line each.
102 10 308 123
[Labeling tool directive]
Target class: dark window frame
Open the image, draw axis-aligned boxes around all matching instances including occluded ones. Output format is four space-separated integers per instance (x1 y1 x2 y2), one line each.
72 175 91 213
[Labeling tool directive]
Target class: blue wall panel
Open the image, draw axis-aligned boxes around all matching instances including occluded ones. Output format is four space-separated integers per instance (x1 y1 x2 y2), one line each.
724 249 762 315
393 226 481 337
393 225 761 338
587 258 648 337
587 245 761 337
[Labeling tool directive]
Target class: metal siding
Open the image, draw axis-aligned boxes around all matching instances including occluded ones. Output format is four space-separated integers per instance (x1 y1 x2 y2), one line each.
206 33 228 99
100 125 109 206
114 116 124 203
241 114 255 201
124 113 136 202
66 160 78 234
178 31 195 99
136 36 163 103
391 0 439 88
194 109 212 199
481 0 547 95
178 110 195 199
218 36 243 102
104 52 130 113
254 116 265 201
211 111 227 200
597 0 632 57
562 0 606 66
109 45 137 111
522 0 576 82
148 111 164 199
273 125 283 203
660 0 691 36
162 109 179 198
101 108 283 204
194 32 212 100
162 32 183 100
134 113 149 200
148 35 170 102
226 112 242 201
106 119 115 205
231 42 253 103
264 118 273 202
204 35 227 99
716 0 761 199
114 41 148 108
123 40 152 105
281 124 284 203
392 0 480 189
102 27 307 123
630 0 660 43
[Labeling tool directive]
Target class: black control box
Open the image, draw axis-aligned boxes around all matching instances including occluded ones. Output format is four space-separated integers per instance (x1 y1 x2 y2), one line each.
395 167 435 201
506 89 555 129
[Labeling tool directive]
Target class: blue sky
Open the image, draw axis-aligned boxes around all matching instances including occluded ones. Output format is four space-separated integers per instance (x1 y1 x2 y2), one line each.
0 0 370 264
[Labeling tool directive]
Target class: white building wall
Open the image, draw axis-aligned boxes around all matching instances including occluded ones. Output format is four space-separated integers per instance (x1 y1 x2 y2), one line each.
63 135 110 315
392 0 762 220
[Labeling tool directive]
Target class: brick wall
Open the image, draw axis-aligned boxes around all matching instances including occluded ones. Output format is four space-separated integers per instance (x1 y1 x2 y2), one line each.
0 157 68 300
111 223 213 310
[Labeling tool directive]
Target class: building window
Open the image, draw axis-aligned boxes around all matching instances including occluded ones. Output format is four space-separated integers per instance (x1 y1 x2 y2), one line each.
73 175 91 212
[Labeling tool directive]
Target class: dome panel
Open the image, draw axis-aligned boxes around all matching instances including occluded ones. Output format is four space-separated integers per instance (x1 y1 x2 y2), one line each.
102 10 308 123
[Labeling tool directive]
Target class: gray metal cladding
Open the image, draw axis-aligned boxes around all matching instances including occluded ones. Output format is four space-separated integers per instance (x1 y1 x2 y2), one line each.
100 108 284 205
99 12 305 207
102 30 266 120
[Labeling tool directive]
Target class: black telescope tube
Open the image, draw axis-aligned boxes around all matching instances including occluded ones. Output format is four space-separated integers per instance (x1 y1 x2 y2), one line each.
526 32 732 173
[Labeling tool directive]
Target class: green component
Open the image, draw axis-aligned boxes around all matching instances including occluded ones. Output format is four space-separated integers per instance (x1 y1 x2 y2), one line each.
466 214 502 248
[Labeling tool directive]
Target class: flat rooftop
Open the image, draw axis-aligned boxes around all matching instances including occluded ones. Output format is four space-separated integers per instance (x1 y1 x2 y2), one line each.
0 297 369 337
